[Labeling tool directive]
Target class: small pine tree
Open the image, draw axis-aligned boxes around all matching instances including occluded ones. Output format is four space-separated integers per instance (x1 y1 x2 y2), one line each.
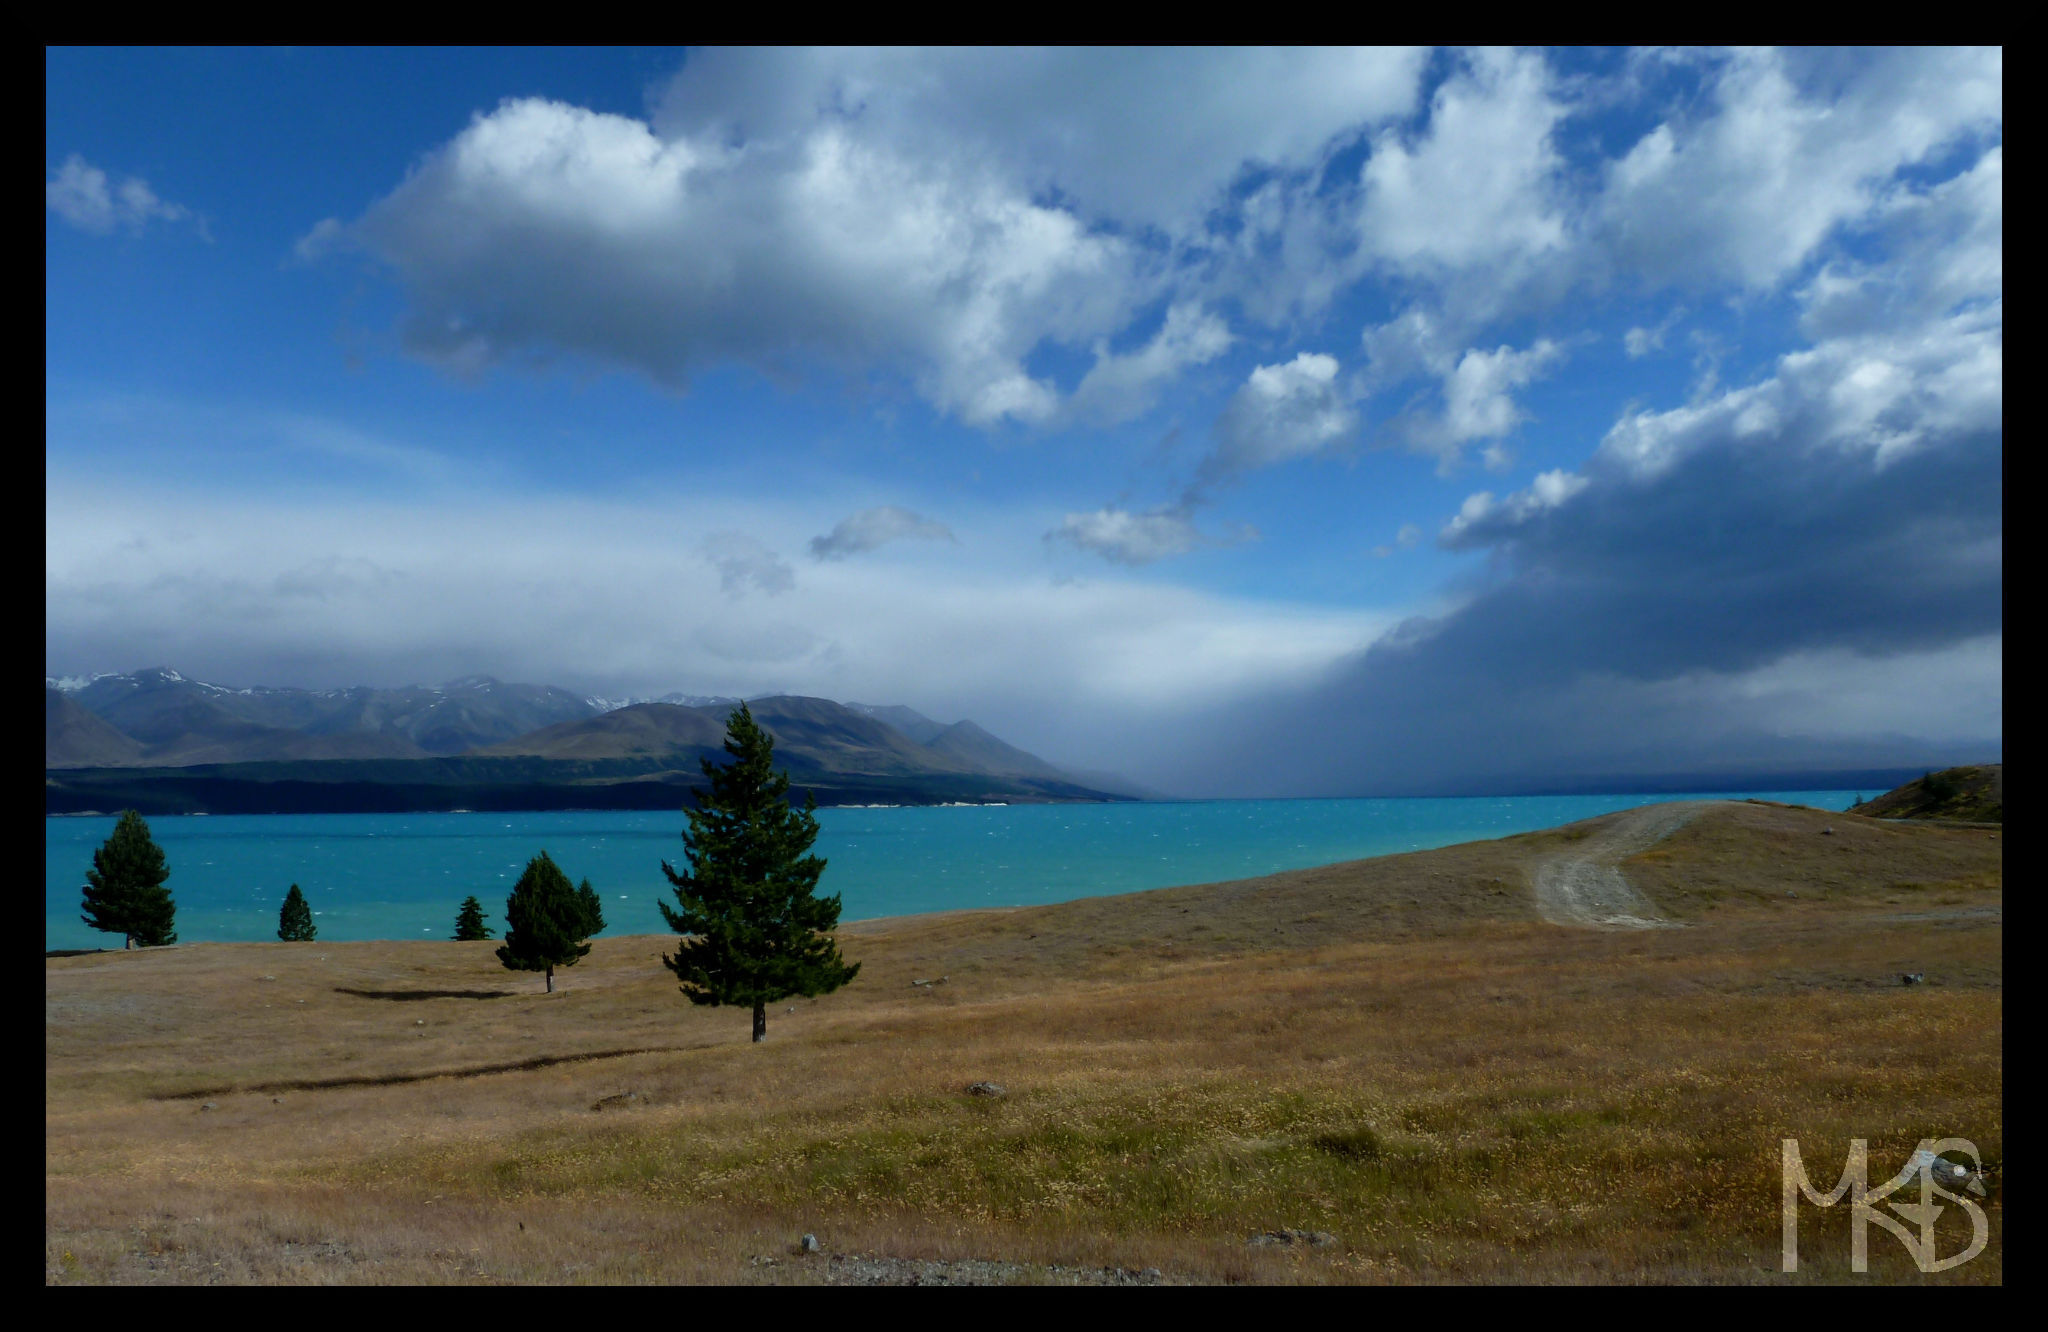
277 883 317 942
453 895 494 941
80 809 176 949
575 877 605 938
495 852 591 992
661 703 859 1042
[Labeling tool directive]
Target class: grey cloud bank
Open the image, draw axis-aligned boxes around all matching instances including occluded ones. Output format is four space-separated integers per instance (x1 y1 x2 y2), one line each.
1143 303 2002 797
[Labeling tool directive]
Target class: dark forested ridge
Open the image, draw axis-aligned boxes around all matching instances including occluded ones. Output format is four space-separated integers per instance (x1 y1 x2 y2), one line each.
44 760 1128 815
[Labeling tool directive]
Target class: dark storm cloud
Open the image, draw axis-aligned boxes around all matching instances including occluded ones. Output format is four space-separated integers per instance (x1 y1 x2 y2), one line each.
1155 310 2003 796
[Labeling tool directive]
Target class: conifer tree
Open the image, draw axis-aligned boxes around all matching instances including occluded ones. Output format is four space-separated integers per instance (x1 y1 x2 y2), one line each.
80 809 176 949
453 894 494 941
277 883 317 941
575 877 605 938
661 703 859 1042
495 852 591 992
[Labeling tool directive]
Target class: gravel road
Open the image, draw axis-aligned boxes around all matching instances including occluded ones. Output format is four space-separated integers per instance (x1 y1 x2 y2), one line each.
1529 801 1715 929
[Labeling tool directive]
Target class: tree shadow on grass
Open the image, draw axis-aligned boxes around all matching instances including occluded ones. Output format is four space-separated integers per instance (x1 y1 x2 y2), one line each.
155 1044 695 1099
332 986 520 1001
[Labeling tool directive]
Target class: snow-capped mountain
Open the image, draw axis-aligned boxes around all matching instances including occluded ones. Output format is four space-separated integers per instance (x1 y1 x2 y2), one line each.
584 691 745 713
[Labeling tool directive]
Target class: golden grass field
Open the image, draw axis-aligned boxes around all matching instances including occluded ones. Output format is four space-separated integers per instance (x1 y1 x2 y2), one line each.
46 800 2001 1284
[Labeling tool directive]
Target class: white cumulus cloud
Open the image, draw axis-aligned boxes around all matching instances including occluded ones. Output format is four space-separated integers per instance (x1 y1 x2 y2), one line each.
1356 47 1568 278
47 155 202 236
651 47 1427 236
1067 303 1233 426
329 97 1134 425
1596 47 2001 291
808 506 957 560
1047 506 1211 566
1205 352 1357 482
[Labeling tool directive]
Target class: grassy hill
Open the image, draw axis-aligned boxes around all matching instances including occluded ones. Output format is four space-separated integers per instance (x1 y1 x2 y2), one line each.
1856 764 2002 823
46 800 2001 1284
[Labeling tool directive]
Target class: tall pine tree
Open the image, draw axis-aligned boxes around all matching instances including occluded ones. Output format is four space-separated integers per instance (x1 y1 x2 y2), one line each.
495 852 591 992
660 703 859 1042
575 878 605 938
80 809 176 949
277 883 317 941
452 894 494 941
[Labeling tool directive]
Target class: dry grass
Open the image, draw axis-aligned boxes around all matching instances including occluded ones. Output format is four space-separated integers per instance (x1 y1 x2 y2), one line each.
47 800 2001 1284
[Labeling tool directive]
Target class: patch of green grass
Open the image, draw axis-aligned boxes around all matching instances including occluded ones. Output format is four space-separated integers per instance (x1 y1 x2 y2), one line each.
1310 1127 1384 1161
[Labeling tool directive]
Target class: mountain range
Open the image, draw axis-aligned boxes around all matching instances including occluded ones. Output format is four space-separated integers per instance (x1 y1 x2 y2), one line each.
45 669 1149 813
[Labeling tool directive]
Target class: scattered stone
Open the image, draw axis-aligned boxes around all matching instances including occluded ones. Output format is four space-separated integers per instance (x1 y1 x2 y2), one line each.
1901 972 1926 986
415 1019 425 1025
258 975 275 982
1895 1148 1986 1194
911 978 931 987
1249 1229 1338 1248
273 1097 285 1105
800 1233 820 1253
965 1081 1007 1098
200 1102 218 1112
591 1091 642 1112
1821 827 1834 836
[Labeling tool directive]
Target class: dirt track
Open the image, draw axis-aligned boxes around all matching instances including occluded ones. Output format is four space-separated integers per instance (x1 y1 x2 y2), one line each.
1529 801 1716 928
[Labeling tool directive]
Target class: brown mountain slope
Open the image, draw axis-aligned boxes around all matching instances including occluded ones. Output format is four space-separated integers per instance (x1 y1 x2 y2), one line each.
473 702 729 759
741 696 986 777
922 719 1071 780
63 669 588 760
481 696 990 780
47 684 429 767
46 689 144 768
146 729 432 766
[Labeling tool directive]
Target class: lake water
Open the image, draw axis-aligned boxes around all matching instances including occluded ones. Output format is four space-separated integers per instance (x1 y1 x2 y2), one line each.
45 790 1863 950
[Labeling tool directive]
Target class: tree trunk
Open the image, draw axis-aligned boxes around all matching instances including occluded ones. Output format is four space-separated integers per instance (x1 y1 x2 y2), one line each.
753 1000 766 1043
546 965 554 994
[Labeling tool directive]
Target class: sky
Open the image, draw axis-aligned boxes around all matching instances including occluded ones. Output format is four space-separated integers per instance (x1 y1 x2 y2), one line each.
46 47 2002 796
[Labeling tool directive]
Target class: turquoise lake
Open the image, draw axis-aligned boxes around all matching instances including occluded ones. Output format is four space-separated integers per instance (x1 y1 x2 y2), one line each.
46 791 1863 950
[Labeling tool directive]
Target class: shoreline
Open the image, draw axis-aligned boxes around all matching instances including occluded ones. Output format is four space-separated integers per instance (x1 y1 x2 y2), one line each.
46 796 1869 955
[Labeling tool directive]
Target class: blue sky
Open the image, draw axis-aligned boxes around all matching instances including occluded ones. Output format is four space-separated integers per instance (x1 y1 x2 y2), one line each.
46 47 2002 794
